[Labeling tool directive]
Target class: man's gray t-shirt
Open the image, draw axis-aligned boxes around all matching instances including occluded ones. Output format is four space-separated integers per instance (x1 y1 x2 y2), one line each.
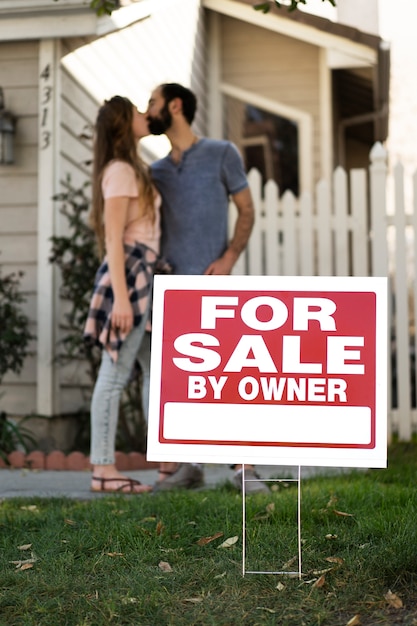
150 138 248 275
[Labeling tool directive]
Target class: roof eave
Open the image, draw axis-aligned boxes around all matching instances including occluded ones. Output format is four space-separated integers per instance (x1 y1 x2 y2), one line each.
203 0 381 67
0 0 151 41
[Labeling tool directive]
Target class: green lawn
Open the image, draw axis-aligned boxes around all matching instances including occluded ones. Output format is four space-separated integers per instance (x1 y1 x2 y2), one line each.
1 443 417 625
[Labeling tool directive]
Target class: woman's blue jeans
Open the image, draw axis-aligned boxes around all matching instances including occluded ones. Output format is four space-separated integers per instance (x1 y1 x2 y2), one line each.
90 311 151 466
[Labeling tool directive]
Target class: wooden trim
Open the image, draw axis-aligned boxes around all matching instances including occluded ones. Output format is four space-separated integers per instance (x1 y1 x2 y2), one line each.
37 39 61 416
319 48 332 181
207 11 223 139
0 1 152 40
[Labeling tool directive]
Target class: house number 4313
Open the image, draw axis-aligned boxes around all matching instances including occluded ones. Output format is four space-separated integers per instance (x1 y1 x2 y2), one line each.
40 63 52 150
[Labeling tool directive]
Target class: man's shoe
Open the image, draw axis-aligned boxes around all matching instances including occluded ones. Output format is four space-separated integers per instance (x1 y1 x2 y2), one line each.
232 468 270 494
155 463 204 491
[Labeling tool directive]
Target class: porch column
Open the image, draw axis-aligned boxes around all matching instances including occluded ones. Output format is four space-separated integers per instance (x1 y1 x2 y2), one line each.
37 38 61 416
207 11 222 139
319 48 332 182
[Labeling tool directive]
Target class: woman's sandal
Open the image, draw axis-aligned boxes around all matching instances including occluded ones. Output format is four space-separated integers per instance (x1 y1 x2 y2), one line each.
91 476 152 494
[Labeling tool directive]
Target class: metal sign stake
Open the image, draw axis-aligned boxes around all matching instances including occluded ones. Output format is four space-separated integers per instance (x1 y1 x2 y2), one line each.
242 465 302 580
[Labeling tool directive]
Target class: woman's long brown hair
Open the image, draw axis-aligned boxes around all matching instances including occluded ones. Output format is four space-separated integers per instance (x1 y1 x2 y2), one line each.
90 95 155 257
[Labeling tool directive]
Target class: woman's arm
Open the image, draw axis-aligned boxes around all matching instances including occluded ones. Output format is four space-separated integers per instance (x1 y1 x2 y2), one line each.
104 195 133 334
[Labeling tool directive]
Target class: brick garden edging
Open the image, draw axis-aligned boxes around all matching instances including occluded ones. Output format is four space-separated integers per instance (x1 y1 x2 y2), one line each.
0 451 159 471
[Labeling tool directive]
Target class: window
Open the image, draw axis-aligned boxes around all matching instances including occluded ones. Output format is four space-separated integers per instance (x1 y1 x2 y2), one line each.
225 96 299 196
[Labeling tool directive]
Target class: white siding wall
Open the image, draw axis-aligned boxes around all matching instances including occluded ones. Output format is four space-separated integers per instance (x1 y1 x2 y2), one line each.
0 41 39 415
0 43 99 417
221 16 321 186
56 68 98 415
1 0 208 418
60 69 96 189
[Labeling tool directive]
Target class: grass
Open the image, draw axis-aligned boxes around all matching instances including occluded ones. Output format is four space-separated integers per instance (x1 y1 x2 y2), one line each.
1 443 417 625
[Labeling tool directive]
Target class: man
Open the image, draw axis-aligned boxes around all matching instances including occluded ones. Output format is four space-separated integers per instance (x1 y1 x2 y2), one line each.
142 83 268 493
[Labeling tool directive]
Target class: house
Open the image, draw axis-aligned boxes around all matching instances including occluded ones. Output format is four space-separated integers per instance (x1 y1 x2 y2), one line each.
0 0 396 446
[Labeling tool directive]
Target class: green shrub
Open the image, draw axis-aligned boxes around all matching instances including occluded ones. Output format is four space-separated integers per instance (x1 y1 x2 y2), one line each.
0 270 33 384
0 268 35 461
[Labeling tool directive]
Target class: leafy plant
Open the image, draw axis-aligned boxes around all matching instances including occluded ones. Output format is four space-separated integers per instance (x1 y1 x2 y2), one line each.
89 0 119 15
53 0 119 15
0 269 35 460
0 270 33 385
0 412 37 464
53 0 336 17
254 0 336 12
49 176 147 453
50 178 101 383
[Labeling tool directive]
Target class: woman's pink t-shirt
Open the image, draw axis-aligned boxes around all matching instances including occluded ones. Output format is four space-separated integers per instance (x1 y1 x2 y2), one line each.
102 160 161 253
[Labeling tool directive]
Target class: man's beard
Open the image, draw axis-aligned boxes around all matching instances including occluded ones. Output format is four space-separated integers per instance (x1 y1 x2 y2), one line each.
148 103 172 135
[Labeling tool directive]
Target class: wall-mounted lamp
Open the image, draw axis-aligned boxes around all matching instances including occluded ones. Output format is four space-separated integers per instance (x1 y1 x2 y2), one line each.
0 88 17 165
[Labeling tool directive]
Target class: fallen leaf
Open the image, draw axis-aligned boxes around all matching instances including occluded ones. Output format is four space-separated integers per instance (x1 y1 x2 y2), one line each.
312 567 334 576
106 552 123 557
160 547 182 553
217 536 239 549
156 520 164 535
196 531 223 546
282 555 297 569
158 561 172 573
19 563 34 571
327 495 338 507
346 616 361 626
385 590 403 608
276 582 285 591
64 519 77 526
18 544 32 551
333 510 354 517
10 555 38 569
312 574 326 588
184 597 203 603
140 516 156 523
325 556 344 565
20 505 38 512
266 502 275 514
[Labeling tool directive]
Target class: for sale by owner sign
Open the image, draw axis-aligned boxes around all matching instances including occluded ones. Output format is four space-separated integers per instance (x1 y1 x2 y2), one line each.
147 275 387 468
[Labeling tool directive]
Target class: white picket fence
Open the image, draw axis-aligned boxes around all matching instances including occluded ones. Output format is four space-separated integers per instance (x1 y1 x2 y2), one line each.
231 142 417 440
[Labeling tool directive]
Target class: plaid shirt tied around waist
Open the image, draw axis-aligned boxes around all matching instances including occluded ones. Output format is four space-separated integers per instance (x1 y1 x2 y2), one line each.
83 241 171 362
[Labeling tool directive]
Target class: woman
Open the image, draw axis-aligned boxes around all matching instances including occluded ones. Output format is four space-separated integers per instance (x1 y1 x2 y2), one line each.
84 95 161 493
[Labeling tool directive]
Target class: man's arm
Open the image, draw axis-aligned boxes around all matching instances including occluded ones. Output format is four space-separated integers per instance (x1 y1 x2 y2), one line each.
204 186 255 275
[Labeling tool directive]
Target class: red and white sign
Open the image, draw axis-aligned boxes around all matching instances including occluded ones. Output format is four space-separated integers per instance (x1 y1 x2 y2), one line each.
147 275 387 467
